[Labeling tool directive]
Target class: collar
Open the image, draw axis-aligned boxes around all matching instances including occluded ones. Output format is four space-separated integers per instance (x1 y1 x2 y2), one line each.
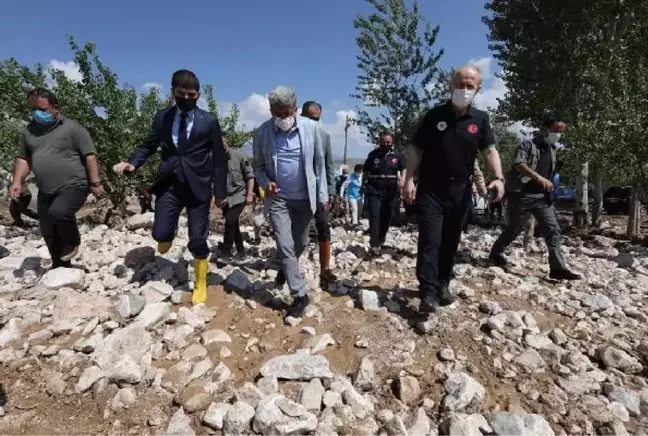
175 107 196 118
445 100 478 118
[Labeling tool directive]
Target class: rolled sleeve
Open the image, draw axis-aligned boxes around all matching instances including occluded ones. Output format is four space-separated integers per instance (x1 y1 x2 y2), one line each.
73 125 96 156
479 114 497 150
17 130 29 160
514 141 531 165
241 155 254 181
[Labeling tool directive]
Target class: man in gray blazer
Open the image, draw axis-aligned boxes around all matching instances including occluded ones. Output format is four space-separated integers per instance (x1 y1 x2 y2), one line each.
253 86 329 318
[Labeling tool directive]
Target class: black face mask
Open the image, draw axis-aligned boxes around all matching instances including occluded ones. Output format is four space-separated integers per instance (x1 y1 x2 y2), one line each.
176 97 197 112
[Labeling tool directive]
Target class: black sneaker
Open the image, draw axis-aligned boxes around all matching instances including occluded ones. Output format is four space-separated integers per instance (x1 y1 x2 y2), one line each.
60 245 79 262
550 269 582 281
489 251 507 267
368 247 381 257
419 296 439 314
286 294 310 318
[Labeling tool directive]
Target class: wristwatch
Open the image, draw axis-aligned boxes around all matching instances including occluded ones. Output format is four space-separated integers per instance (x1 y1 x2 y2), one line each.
90 181 102 187
495 177 504 182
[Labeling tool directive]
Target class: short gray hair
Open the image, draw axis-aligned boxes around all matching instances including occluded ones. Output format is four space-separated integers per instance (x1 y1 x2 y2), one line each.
453 65 483 86
268 86 297 108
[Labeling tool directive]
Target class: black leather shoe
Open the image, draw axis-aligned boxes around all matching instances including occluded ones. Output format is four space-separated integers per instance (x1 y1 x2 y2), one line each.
286 294 310 318
489 252 507 267
550 269 582 281
419 296 439 314
439 289 456 306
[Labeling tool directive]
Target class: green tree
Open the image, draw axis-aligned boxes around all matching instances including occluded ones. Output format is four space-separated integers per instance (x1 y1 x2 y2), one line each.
484 0 648 235
203 85 253 149
352 0 444 150
0 36 253 223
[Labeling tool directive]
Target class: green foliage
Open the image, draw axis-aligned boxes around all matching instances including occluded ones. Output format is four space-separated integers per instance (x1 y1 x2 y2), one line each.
0 36 253 213
203 85 253 149
352 0 444 149
483 0 648 188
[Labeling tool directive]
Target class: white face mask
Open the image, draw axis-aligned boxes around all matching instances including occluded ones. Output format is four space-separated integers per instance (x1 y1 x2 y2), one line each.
451 89 476 108
546 132 561 145
274 116 295 132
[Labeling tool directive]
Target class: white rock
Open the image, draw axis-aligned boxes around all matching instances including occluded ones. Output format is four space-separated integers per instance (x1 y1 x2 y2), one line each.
260 353 333 380
223 401 255 434
443 372 486 412
203 402 232 430
41 268 85 289
141 281 174 303
0 318 23 347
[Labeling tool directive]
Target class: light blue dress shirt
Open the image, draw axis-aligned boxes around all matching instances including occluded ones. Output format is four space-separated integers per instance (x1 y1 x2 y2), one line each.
172 108 195 148
275 125 308 200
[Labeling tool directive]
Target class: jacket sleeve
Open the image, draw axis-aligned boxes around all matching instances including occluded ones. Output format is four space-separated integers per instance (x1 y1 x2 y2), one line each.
253 126 272 188
313 126 329 204
324 133 336 197
128 112 162 169
211 117 227 199
340 179 351 198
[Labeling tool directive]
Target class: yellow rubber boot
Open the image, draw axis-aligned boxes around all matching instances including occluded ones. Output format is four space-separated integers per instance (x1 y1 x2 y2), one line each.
158 241 172 254
192 258 208 305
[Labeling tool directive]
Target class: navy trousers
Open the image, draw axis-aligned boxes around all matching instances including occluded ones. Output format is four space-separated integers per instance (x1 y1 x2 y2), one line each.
153 181 210 259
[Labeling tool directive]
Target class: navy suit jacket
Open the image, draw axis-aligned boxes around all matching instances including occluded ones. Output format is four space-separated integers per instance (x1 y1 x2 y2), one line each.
128 106 227 202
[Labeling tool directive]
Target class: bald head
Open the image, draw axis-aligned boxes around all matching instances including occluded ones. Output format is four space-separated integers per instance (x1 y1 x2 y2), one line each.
450 65 482 92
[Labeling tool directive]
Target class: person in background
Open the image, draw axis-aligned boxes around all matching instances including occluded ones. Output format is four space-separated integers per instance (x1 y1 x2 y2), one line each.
253 86 328 319
489 116 581 280
301 101 337 285
550 161 563 203
362 131 406 256
341 164 364 227
9 188 39 227
403 66 505 314
218 138 255 259
113 70 228 305
466 160 488 229
9 88 104 269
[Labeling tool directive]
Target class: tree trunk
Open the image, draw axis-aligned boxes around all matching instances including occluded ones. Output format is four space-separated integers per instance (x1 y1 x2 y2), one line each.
591 166 604 228
626 186 641 238
573 161 589 229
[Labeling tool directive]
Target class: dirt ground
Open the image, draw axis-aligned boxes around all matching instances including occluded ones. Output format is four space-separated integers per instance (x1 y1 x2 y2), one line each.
0 202 645 434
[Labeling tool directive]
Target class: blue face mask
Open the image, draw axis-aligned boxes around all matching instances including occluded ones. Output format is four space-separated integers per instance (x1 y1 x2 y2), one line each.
31 110 55 126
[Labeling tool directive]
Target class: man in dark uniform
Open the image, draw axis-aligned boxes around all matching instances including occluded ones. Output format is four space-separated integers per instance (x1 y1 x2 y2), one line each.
403 66 505 314
301 101 337 285
489 117 581 280
362 131 405 255
113 70 227 305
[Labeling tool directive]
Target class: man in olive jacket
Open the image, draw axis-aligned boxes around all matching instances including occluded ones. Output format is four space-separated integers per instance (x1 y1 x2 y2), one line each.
302 101 337 285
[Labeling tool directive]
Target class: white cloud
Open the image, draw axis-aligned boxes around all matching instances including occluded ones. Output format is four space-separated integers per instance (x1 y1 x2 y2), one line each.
142 82 163 91
47 60 83 83
219 93 372 158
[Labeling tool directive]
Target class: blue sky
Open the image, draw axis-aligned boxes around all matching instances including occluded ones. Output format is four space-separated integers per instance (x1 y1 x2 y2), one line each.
0 0 507 158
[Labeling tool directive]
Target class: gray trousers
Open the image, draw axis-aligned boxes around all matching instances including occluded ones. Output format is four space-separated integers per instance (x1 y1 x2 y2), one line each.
491 194 567 271
269 197 313 297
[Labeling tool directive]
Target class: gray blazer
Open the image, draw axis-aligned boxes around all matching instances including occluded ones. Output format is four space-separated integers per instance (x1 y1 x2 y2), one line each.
253 117 329 213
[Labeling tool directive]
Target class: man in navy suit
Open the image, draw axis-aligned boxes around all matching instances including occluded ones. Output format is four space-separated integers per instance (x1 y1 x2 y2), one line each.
113 70 227 305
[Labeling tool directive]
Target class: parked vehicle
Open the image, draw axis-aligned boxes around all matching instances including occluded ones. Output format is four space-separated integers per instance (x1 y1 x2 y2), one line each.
554 186 576 204
603 186 632 215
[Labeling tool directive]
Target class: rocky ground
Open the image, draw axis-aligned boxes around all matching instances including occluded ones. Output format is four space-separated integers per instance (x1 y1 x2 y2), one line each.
0 210 646 436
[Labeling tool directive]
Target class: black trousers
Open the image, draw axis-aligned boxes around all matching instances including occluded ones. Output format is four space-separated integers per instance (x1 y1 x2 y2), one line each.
153 181 210 259
37 187 87 266
313 208 331 242
416 183 471 298
367 193 397 247
491 194 567 271
221 202 245 253
490 202 503 220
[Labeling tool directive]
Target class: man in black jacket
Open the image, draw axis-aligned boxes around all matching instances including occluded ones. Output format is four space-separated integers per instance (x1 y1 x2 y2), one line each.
113 70 227 305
